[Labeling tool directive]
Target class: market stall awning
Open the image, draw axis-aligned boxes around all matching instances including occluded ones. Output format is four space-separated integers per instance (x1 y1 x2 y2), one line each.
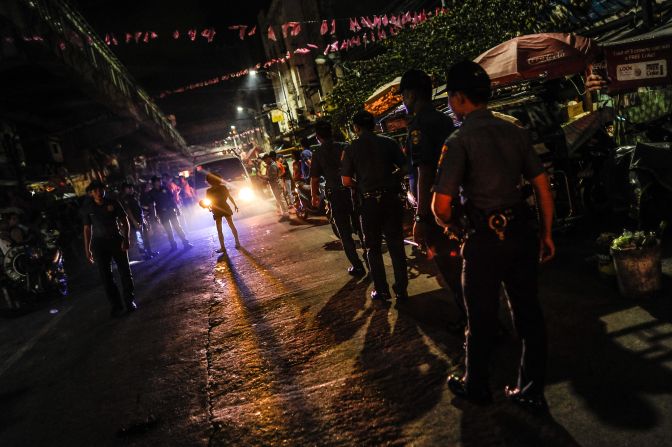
365 76 402 117
474 33 598 87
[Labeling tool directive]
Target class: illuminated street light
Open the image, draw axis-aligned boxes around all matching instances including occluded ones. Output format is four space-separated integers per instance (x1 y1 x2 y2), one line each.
236 105 244 112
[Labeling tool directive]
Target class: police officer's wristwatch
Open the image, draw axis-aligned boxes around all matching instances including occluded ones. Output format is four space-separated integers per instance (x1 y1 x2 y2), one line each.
414 214 430 224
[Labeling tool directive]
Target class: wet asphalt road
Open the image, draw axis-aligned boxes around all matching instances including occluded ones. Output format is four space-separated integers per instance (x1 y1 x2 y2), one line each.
1 205 672 446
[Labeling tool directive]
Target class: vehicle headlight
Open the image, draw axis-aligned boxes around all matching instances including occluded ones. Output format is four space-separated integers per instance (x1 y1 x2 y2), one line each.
238 187 255 202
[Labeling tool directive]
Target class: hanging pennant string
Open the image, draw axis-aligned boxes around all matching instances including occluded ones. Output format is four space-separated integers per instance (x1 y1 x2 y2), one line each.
156 11 423 101
101 7 444 46
20 8 446 49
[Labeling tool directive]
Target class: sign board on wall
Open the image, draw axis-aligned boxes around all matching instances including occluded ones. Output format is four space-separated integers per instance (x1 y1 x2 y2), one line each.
605 35 671 94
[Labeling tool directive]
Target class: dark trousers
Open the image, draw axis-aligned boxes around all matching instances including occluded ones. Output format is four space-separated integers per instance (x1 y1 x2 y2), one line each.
91 238 134 309
130 222 152 254
359 192 408 293
328 189 363 269
462 226 546 394
426 221 465 317
159 212 187 247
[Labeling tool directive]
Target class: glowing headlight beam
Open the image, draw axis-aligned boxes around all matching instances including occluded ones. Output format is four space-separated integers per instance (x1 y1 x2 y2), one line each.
238 187 255 202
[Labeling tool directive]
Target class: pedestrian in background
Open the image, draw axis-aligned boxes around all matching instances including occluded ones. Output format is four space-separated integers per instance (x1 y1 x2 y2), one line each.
80 180 136 317
262 152 289 221
179 175 197 228
342 110 408 301
205 173 241 253
432 61 555 411
279 155 295 212
311 120 366 276
148 175 193 251
291 150 303 184
400 69 465 329
300 137 313 180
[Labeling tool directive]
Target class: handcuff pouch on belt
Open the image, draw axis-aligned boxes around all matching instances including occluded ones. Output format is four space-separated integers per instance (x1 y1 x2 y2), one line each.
361 189 385 204
465 202 524 241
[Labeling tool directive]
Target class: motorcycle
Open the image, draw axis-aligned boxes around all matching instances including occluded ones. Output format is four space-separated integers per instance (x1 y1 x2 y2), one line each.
293 179 327 220
1 218 67 312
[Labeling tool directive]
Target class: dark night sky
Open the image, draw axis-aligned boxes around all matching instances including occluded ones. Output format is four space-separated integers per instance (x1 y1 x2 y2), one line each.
71 0 431 141
72 0 275 137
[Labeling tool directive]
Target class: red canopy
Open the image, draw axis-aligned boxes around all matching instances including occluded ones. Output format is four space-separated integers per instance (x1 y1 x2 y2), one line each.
474 33 597 87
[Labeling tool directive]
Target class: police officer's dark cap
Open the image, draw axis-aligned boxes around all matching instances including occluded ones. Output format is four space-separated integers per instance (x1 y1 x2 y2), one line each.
445 61 491 92
352 110 375 129
399 69 433 96
86 180 106 192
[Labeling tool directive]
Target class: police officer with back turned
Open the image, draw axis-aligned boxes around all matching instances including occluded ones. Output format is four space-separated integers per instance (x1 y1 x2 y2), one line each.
432 61 555 411
342 110 408 301
310 120 366 276
399 68 465 327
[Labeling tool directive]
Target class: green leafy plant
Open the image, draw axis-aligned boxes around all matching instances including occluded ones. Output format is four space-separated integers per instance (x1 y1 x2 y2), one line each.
611 230 659 251
326 0 572 130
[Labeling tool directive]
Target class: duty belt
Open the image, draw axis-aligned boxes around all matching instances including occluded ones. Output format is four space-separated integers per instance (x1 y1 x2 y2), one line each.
361 189 385 200
467 203 528 241
325 186 348 195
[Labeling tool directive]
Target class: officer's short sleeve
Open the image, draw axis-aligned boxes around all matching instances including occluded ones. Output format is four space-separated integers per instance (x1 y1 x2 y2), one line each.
432 134 466 197
341 145 355 178
520 130 544 180
309 150 323 178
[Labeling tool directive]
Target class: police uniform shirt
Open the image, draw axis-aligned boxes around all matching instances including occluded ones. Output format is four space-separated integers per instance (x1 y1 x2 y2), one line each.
407 106 454 169
309 141 347 190
341 130 406 194
433 109 544 211
121 194 143 223
148 187 177 215
80 198 127 240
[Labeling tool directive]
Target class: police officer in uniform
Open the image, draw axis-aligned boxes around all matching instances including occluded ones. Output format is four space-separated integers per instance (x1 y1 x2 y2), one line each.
399 69 465 325
342 110 408 300
81 180 137 317
148 175 193 251
310 120 366 276
432 61 555 410
121 182 155 260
